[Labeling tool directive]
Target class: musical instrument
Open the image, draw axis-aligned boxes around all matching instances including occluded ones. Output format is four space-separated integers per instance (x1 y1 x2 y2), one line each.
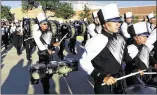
29 63 47 80
47 61 58 74
48 58 79 75
29 58 79 84
80 21 87 36
123 84 156 94
48 20 60 38
72 20 87 36
60 24 76 39
68 24 76 38
123 74 157 94
22 18 37 38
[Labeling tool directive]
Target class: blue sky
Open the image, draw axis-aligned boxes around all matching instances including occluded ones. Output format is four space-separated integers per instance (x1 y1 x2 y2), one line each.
1 1 156 9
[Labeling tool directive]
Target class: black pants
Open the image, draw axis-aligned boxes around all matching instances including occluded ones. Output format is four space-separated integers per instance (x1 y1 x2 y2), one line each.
9 33 13 43
15 46 22 55
40 74 52 94
25 39 34 60
58 40 65 60
69 37 76 54
13 34 23 55
38 53 51 94
82 32 88 46
3 34 9 50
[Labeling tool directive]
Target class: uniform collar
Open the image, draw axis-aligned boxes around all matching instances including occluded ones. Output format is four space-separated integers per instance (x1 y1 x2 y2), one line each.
133 42 143 50
40 28 47 33
126 22 132 26
102 29 117 39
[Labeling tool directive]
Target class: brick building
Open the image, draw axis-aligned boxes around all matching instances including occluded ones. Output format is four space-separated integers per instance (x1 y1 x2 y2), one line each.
119 5 156 21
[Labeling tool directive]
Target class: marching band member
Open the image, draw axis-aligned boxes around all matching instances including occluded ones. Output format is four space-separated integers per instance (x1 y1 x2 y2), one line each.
12 19 23 55
23 17 36 61
32 12 60 94
80 3 144 94
125 22 156 85
146 12 156 32
82 18 88 46
121 11 133 45
58 24 68 59
87 10 102 38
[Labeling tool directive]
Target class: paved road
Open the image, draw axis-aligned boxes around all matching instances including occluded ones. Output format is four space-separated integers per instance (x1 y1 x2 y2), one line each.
1 36 95 94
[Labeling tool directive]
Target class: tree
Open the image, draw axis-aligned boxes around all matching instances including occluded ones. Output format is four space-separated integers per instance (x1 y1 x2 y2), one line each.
79 4 91 20
55 2 75 19
21 0 60 13
1 5 14 21
37 0 60 11
21 0 35 13
133 16 139 23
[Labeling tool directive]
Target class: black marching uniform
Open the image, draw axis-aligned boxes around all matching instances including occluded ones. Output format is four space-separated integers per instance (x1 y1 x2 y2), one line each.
23 19 35 60
82 21 89 46
33 25 54 94
125 22 157 86
145 26 157 85
2 24 10 50
12 25 23 55
80 28 149 94
58 24 69 60
69 22 81 54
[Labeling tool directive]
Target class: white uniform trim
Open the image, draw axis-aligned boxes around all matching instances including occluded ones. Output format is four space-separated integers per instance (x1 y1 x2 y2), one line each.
107 34 126 64
1 28 5 35
33 29 47 51
92 11 98 18
87 23 97 37
138 45 150 68
41 32 52 45
20 22 23 34
145 28 156 51
11 26 16 33
127 44 139 59
96 25 102 34
121 22 131 38
146 22 154 33
79 34 108 75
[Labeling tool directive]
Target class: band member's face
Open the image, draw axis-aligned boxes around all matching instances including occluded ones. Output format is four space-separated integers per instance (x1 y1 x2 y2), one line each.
150 17 156 25
134 36 147 45
126 17 133 23
40 22 48 31
104 22 121 33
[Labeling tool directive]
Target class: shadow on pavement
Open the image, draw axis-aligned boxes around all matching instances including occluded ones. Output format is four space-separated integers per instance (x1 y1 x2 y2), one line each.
1 59 31 94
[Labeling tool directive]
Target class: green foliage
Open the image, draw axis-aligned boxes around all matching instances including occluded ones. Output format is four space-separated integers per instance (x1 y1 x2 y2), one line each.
55 2 75 19
79 4 91 20
21 0 60 13
37 0 60 11
1 5 14 21
133 16 139 23
87 16 93 24
154 11 157 18
21 0 34 13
